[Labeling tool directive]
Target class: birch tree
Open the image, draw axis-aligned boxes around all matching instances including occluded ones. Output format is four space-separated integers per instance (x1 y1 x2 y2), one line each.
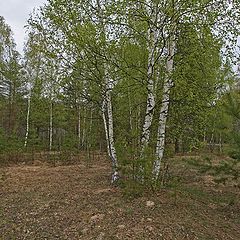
96 0 120 182
152 0 240 181
22 33 43 148
0 16 21 136
140 0 158 156
153 33 175 180
23 0 240 185
27 0 121 181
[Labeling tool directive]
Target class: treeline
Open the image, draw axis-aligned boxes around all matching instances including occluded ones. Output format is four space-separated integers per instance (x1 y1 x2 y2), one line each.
0 0 239 183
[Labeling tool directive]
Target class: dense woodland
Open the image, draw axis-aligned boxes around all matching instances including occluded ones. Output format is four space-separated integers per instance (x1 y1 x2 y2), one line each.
0 0 240 185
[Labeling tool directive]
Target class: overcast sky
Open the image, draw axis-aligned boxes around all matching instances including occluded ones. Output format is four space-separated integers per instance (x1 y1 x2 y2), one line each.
0 0 47 54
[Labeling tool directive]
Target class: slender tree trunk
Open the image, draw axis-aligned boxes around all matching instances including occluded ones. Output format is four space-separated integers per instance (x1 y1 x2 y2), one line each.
102 94 119 182
77 104 81 149
106 89 119 179
89 106 93 149
153 38 175 181
137 2 158 181
203 129 206 142
49 101 53 151
8 83 16 135
24 94 31 148
140 2 158 156
219 133 222 153
97 0 119 183
210 131 214 153
174 138 180 154
82 107 86 147
102 99 110 157
23 62 40 148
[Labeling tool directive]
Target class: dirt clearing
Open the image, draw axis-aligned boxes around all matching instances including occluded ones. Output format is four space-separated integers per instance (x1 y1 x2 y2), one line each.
0 156 239 239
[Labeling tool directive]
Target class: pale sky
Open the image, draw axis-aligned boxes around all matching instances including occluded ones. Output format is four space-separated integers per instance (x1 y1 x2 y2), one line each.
0 0 47 54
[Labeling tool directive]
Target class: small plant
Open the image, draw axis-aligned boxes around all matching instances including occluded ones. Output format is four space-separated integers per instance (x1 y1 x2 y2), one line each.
120 178 145 199
168 175 183 205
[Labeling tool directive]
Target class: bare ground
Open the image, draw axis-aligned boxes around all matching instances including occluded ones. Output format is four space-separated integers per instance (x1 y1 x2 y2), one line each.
0 155 239 240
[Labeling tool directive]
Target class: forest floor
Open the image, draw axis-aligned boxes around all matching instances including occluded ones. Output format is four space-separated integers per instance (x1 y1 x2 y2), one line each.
0 153 239 240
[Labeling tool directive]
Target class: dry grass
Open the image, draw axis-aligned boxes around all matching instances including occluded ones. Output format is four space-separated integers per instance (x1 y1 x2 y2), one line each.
0 154 239 239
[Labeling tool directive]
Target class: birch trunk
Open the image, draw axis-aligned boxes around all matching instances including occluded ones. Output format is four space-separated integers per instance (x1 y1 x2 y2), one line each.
89 106 93 149
203 130 206 142
210 132 214 152
102 99 110 157
49 101 53 151
106 88 119 182
153 38 175 180
24 94 31 148
219 133 222 153
82 107 86 147
97 0 119 182
140 2 157 155
24 59 40 148
102 92 119 182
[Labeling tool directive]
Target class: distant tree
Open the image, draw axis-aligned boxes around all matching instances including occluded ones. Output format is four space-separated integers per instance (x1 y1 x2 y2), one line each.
0 16 22 147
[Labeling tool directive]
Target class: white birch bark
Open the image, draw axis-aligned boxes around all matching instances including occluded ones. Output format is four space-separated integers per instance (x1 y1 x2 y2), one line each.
102 99 111 157
102 92 119 182
23 57 41 148
153 38 175 180
135 1 162 182
24 94 31 148
106 85 119 182
140 2 157 155
97 0 119 182
101 65 119 181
